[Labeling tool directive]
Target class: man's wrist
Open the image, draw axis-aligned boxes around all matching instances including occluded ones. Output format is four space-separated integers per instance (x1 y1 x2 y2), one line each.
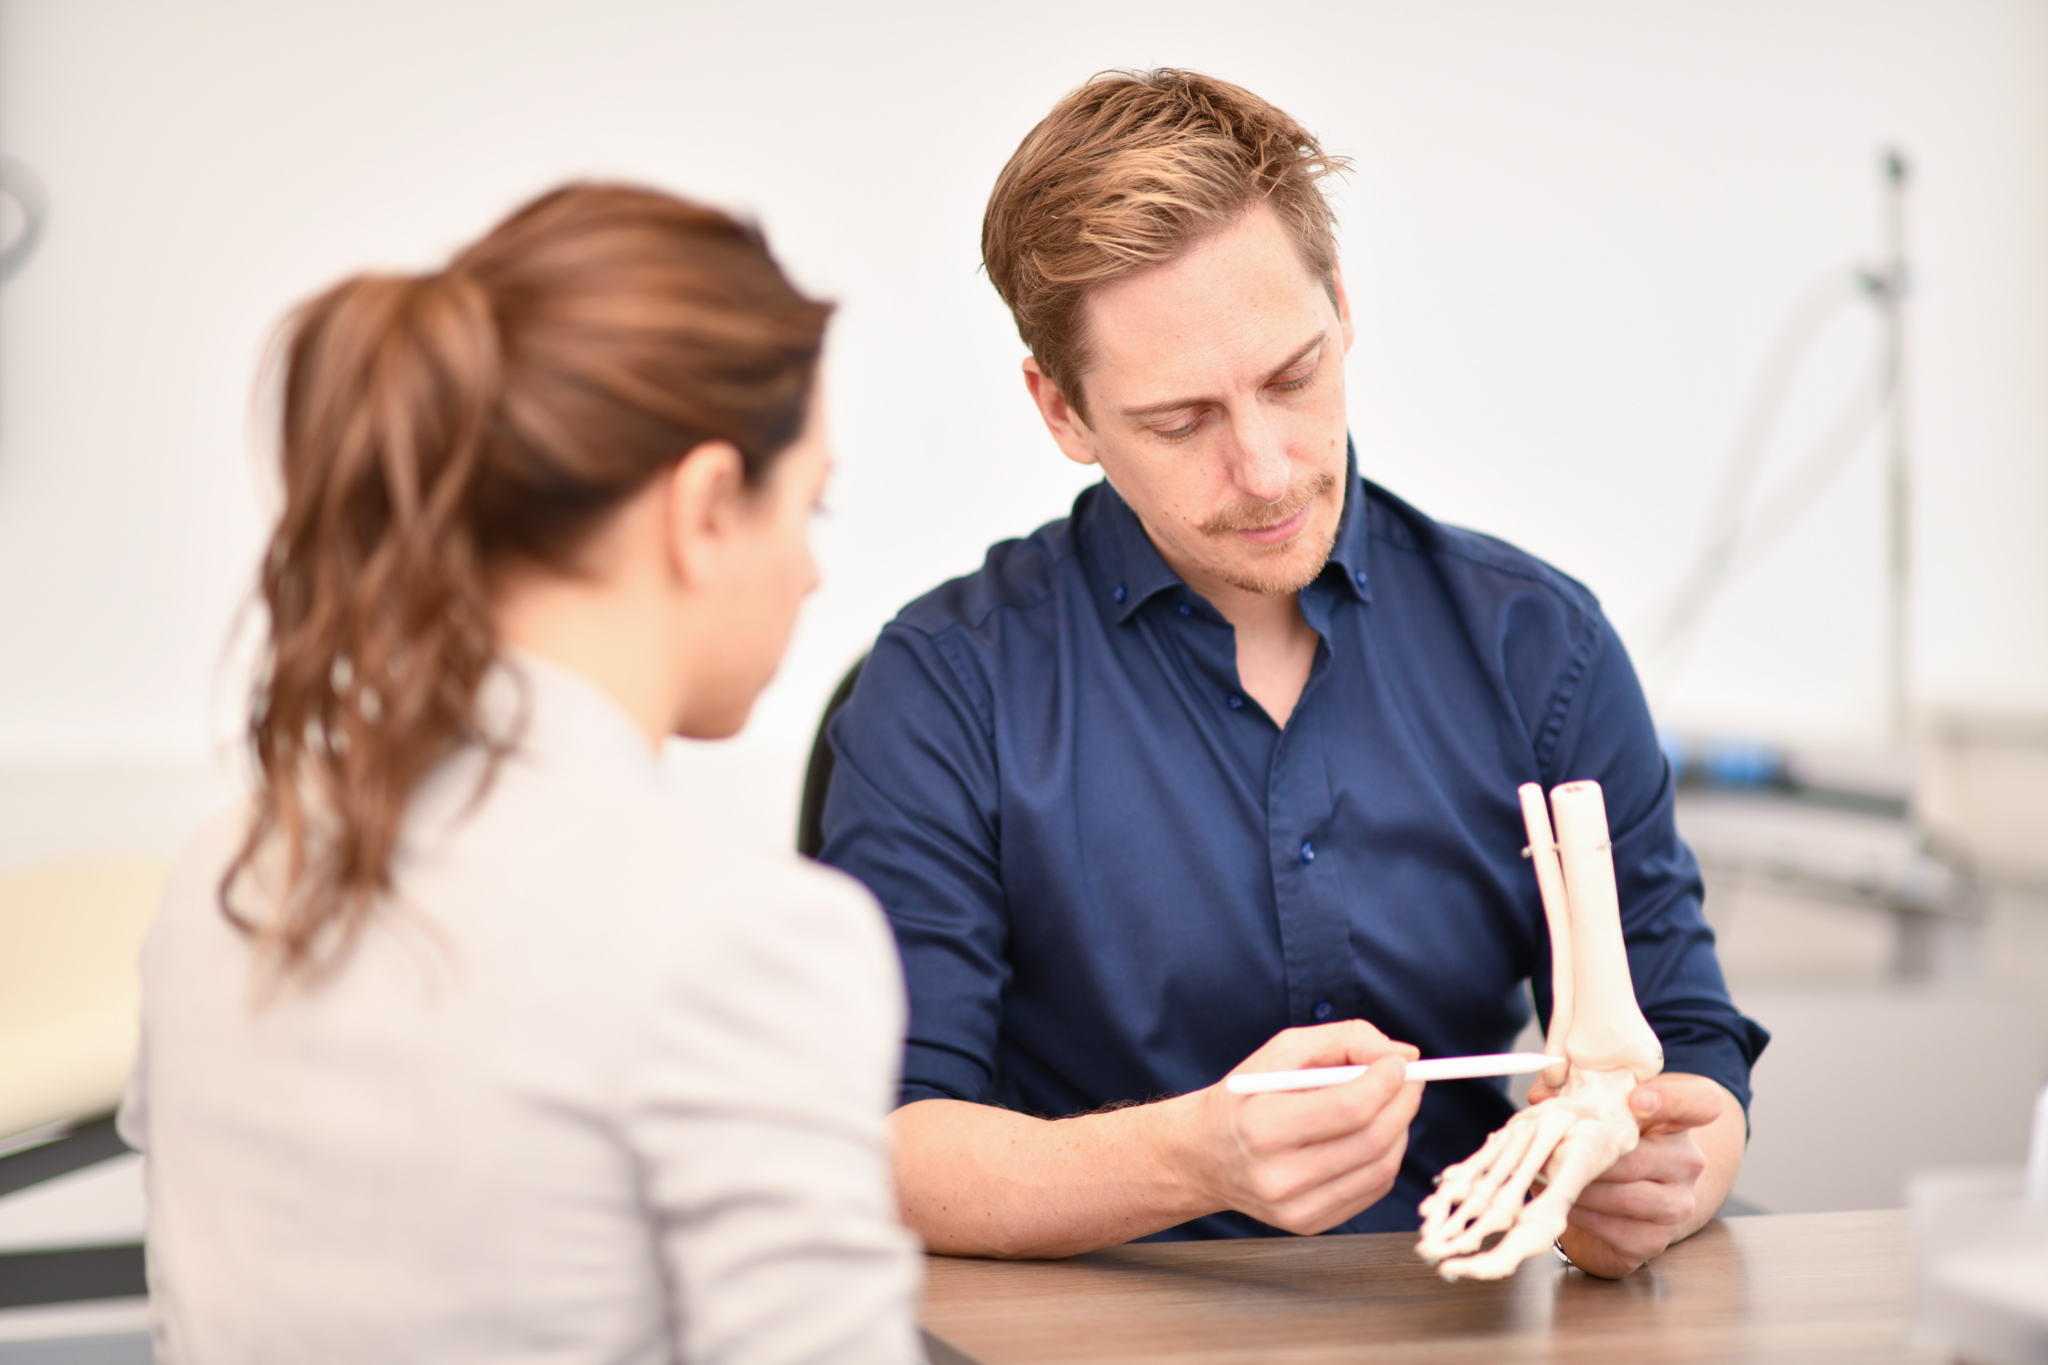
1142 1088 1227 1224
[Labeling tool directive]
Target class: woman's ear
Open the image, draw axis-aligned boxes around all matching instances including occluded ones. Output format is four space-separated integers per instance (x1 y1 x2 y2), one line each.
661 440 748 587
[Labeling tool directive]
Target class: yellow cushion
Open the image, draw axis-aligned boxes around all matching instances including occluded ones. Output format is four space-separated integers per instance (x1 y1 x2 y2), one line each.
0 862 167 1140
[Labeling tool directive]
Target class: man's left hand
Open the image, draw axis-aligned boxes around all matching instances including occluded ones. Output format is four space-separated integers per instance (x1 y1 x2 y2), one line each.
1523 1072 1740 1280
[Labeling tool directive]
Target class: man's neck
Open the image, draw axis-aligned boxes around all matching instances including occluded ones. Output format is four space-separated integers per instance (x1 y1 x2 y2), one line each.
1147 534 1322 728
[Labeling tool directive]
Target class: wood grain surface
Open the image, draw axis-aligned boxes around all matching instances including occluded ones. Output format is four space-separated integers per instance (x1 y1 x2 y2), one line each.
921 1210 1941 1365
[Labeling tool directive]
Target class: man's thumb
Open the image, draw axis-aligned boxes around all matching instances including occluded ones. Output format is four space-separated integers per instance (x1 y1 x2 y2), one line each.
1632 1076 1726 1132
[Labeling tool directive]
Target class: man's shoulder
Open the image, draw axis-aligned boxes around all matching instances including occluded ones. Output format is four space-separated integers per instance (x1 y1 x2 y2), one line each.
1363 478 1602 623
889 490 1096 643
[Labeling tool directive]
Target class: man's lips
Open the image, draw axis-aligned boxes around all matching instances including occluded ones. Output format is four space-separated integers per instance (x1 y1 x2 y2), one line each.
1234 504 1312 547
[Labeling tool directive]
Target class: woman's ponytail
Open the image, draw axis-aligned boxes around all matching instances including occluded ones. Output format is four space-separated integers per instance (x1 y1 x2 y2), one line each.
226 268 506 978
224 184 830 984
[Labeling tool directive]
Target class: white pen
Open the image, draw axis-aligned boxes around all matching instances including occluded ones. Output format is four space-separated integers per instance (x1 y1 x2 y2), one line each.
1224 1051 1564 1095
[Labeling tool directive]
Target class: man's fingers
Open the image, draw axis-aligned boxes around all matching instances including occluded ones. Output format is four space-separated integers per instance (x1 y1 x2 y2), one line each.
1565 1202 1687 1262
1212 1024 1432 1232
1299 1067 1422 1159
1629 1074 1729 1136
1261 1128 1412 1234
1235 1070 1420 1208
1570 1174 1691 1225
1238 1060 1417 1149
1584 1131 1705 1188
1235 1021 1420 1074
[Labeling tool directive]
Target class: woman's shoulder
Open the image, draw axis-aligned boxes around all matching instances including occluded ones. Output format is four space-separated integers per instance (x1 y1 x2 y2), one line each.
643 816 895 969
147 801 256 939
509 776 896 983
616 835 905 1110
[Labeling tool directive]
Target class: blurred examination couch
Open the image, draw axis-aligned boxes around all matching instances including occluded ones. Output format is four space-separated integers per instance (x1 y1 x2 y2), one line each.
0 861 162 1360
0 862 164 1142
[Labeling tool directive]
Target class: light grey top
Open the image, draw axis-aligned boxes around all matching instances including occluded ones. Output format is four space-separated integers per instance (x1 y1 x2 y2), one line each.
119 655 922 1364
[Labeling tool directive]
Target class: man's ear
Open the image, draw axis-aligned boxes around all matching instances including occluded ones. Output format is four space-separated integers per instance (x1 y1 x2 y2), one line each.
1021 358 1101 469
661 440 748 587
1331 260 1355 355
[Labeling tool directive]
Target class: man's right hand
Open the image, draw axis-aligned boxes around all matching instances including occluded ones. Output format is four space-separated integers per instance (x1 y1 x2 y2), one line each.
1180 1022 1423 1234
893 1020 1423 1257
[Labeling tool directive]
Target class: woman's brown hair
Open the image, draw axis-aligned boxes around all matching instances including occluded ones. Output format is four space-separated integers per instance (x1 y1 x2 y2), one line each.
226 183 832 980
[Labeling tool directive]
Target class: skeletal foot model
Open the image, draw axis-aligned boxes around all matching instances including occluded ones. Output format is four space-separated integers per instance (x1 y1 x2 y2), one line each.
1414 781 1663 1280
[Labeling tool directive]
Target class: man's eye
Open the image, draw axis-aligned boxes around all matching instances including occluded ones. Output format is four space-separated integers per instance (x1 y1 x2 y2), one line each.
1157 413 1203 441
1272 369 1315 393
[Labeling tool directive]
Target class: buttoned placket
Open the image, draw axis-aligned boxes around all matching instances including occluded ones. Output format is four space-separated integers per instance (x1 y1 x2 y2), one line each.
1100 476 1373 1035
1263 579 1358 1028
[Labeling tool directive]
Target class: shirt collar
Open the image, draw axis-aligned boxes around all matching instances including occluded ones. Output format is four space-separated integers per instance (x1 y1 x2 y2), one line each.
1087 435 1372 624
480 647 663 781
1090 480 1188 624
1326 436 1373 604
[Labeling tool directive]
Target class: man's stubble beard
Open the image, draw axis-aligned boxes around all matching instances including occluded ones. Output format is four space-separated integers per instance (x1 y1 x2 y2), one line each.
1196 469 1341 596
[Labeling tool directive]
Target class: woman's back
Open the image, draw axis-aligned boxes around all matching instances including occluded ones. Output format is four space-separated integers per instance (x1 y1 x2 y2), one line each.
124 657 919 1363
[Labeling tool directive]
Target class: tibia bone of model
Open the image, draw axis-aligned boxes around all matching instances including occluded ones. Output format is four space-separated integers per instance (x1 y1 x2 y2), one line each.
1549 782 1663 1082
1414 781 1665 1280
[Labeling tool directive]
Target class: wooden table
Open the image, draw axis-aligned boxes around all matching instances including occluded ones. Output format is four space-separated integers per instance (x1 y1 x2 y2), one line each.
921 1210 1944 1364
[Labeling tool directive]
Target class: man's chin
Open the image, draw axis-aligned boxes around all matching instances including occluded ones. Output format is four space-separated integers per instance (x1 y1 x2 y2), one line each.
1212 533 1337 596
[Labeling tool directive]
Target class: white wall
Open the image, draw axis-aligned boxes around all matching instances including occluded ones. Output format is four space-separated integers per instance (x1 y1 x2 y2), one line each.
3 0 2046 839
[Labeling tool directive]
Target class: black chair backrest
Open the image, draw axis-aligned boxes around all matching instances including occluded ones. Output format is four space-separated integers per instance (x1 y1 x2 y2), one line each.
796 655 866 859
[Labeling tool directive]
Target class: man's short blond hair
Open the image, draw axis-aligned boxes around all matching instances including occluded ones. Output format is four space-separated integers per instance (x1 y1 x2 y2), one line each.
981 69 1348 422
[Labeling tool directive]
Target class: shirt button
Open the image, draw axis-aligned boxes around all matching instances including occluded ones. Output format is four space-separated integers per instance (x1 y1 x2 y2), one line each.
1226 694 1244 711
1299 840 1316 865
1354 569 1368 587
1314 999 1334 1021
1112 584 1127 603
1177 602 1193 618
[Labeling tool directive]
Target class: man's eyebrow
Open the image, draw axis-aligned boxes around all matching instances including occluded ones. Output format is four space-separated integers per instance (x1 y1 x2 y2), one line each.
1117 333 1328 422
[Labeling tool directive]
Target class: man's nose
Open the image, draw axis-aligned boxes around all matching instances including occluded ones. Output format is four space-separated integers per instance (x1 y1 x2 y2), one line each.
1228 408 1291 504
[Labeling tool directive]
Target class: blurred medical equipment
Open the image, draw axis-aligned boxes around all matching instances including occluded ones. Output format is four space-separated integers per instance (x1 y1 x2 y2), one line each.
0 156 48 286
1638 151 2048 987
1911 1159 2048 1362
1641 150 1912 734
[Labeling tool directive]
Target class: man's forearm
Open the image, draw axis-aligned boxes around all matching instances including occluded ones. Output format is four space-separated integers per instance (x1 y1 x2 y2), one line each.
891 1096 1214 1258
891 1026 1422 1258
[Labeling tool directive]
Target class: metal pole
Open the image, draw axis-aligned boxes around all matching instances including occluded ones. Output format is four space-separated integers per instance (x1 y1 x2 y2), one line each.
1882 149 1911 744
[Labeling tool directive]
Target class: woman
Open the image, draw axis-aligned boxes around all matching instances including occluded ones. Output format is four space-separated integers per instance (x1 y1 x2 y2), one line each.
117 185 920 1363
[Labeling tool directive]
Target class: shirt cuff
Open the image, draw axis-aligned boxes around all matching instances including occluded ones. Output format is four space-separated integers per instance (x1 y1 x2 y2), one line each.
1660 1023 1769 1121
895 1039 991 1110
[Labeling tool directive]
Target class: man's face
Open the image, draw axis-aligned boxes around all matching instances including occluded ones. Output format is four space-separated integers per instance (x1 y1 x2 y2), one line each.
1024 202 1353 598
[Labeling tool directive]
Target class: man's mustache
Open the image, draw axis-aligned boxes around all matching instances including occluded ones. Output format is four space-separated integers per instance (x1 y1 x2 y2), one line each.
1201 471 1337 536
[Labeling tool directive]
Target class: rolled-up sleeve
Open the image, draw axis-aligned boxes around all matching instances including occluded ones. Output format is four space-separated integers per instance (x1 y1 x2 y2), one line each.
818 623 1010 1109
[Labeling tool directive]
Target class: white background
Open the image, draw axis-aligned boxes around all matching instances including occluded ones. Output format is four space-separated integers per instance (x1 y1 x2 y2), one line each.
2 0 2045 829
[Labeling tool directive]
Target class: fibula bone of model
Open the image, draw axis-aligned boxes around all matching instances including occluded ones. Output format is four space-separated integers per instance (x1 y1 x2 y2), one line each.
1413 780 1663 1280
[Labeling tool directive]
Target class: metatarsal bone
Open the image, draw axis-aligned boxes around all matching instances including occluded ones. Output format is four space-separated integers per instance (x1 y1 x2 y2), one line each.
1419 1102 1579 1260
1416 1112 1542 1251
1417 1121 1518 1227
1434 1069 1641 1280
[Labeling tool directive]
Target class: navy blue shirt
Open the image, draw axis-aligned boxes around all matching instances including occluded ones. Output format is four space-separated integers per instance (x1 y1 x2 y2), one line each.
819 455 1767 1241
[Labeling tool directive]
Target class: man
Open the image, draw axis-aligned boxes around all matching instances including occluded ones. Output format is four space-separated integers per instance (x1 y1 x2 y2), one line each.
819 70 1767 1276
